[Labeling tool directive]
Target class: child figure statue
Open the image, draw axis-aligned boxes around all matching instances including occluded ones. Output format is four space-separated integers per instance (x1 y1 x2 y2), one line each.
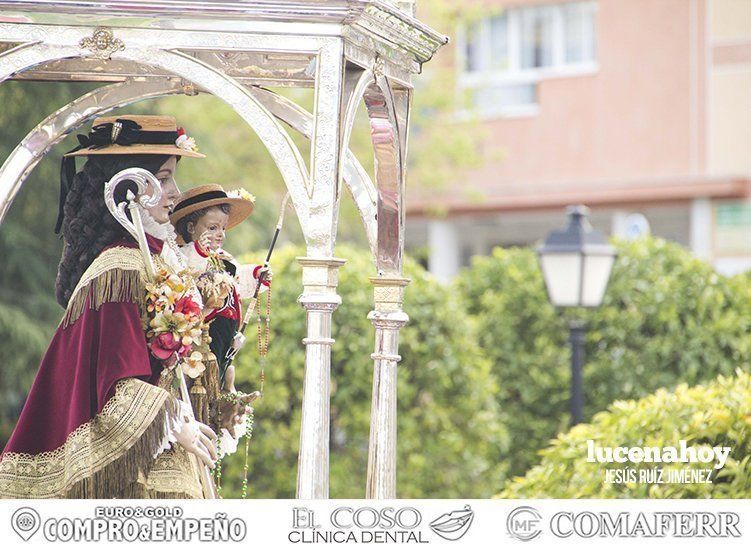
170 184 270 450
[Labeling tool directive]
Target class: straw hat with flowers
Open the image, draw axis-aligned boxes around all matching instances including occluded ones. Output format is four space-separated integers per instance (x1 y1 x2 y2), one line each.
170 184 256 243
56 114 205 234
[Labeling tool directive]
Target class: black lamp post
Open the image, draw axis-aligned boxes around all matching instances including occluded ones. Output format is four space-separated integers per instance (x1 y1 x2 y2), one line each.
537 205 616 425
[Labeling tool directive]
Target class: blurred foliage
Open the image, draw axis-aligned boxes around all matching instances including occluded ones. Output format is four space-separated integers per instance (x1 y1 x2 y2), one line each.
217 244 508 498
0 81 96 442
500 370 751 498
456 236 751 479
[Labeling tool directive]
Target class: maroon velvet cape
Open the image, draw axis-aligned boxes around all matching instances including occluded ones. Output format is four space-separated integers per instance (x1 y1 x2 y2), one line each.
2 235 164 456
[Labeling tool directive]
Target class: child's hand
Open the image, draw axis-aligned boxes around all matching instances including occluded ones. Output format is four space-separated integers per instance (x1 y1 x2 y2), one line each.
232 332 246 351
257 265 273 282
197 230 213 254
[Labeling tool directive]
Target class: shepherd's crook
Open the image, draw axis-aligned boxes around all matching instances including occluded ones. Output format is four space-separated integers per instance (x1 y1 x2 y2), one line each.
104 167 218 499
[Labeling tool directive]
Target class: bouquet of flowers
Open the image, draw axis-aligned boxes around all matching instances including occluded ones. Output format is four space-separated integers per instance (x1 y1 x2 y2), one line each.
144 267 204 377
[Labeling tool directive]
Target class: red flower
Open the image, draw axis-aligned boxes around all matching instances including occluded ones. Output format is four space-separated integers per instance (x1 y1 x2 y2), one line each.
177 127 186 137
174 295 201 317
177 342 193 358
150 332 181 360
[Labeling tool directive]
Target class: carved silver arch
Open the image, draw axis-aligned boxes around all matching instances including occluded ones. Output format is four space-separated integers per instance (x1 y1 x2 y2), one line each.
0 41 314 246
247 85 378 257
364 74 409 276
340 66 376 186
326 60 411 276
0 78 380 256
0 79 186 223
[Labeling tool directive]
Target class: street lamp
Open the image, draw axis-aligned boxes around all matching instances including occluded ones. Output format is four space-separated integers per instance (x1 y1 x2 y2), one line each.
537 205 616 425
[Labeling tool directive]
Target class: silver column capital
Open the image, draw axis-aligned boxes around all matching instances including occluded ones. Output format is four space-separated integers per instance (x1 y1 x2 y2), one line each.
367 309 409 330
369 275 410 312
298 256 346 290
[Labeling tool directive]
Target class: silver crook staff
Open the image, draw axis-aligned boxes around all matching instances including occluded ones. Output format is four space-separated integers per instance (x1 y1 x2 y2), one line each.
104 167 218 499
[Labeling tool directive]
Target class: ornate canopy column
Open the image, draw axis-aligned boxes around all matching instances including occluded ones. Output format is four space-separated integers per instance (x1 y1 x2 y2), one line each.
361 70 413 498
366 276 409 498
296 257 346 498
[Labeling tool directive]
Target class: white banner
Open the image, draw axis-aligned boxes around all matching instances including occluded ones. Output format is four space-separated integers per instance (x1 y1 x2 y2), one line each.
0 499 748 544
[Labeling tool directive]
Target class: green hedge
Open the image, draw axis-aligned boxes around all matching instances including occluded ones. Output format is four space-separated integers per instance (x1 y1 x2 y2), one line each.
221 244 509 498
456 236 751 478
500 370 751 498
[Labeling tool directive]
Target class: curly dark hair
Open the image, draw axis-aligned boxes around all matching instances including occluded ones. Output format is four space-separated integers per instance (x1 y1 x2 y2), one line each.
55 154 176 307
174 203 230 243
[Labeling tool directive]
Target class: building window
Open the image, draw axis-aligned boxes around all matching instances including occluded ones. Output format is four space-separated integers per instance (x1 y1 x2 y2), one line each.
520 6 555 69
459 1 597 116
564 2 597 63
489 14 510 70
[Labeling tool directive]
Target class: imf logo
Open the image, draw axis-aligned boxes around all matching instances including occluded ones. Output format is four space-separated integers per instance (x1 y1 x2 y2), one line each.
506 506 542 541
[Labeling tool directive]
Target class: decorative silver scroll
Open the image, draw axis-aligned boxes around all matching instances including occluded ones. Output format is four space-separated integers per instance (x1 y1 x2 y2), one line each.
104 167 162 278
104 167 161 241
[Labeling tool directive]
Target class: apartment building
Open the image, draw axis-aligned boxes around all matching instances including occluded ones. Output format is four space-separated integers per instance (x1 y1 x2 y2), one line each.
407 0 751 279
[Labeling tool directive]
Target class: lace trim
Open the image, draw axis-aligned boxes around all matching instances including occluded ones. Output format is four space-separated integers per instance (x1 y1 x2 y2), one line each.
0 378 176 499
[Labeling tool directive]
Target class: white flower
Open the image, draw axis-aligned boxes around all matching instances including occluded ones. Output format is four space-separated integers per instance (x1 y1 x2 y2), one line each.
181 351 206 379
227 188 256 203
175 131 198 153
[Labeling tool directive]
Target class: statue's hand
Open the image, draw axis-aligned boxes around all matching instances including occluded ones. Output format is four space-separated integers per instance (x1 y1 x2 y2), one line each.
217 392 259 439
255 265 273 285
219 365 260 438
174 414 218 468
197 230 213 254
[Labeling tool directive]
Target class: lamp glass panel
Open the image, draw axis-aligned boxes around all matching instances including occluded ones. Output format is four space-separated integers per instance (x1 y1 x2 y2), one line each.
581 253 615 307
540 253 582 307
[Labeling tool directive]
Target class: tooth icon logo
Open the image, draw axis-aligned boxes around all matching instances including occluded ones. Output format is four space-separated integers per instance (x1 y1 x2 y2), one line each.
429 505 475 541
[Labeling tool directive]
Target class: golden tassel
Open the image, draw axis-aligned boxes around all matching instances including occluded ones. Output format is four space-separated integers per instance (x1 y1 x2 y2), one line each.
189 375 209 426
189 323 220 428
197 323 222 433
204 354 221 432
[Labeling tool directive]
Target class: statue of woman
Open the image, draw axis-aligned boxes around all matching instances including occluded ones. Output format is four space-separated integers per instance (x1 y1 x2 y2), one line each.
0 115 222 498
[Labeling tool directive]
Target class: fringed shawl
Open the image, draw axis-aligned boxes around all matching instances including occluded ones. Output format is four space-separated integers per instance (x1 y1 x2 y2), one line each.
61 246 147 328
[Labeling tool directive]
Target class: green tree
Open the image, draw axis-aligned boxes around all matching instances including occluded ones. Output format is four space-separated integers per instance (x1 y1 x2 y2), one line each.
500 370 751 498
218 243 509 498
456 236 751 479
